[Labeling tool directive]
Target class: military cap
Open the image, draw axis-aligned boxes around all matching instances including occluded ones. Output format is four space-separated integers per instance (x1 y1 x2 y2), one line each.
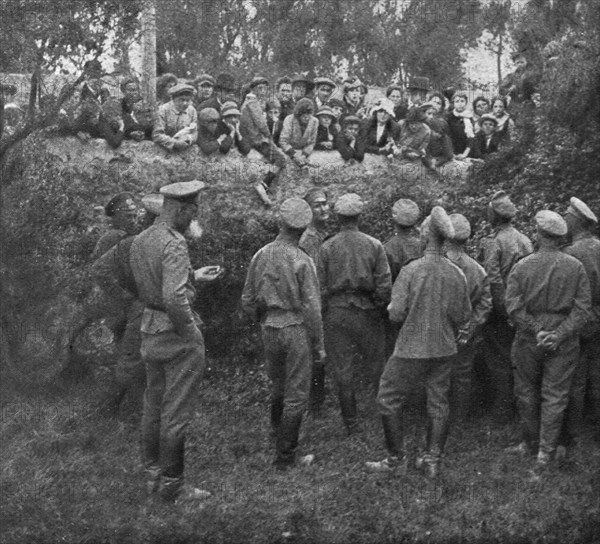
160 180 206 201
221 101 241 117
249 76 269 89
314 76 336 89
168 83 196 98
392 199 420 226
449 213 471 241
141 193 164 216
567 196 598 224
194 74 216 87
430 206 455 239
303 187 328 205
489 190 517 219
334 193 364 216
342 115 361 126
279 197 313 229
407 76 431 92
535 210 567 236
316 105 335 118
198 107 220 123
478 113 499 127
105 192 137 217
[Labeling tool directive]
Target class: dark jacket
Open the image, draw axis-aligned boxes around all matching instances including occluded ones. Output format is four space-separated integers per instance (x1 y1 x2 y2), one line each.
359 116 400 155
197 124 232 155
445 111 474 155
425 117 453 165
315 124 339 150
335 131 365 161
123 113 153 140
471 131 503 158
217 120 252 155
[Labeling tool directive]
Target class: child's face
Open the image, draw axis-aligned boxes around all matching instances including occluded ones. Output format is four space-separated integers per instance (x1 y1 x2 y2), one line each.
299 112 312 124
278 84 292 101
474 100 489 116
331 106 343 119
492 100 505 116
198 83 214 99
268 108 280 122
408 122 420 133
344 123 359 138
388 90 402 105
481 120 496 135
346 88 360 102
424 107 436 122
453 96 467 112
376 110 390 123
292 83 306 99
318 115 332 127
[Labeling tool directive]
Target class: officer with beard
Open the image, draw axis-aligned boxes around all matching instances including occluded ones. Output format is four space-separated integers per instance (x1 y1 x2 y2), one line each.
130 180 221 502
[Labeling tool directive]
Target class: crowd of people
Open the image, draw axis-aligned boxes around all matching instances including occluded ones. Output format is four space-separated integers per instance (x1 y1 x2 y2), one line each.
88 180 599 503
1 54 535 207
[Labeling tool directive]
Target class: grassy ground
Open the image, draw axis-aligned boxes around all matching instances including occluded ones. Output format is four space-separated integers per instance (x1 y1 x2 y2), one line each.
1 362 599 544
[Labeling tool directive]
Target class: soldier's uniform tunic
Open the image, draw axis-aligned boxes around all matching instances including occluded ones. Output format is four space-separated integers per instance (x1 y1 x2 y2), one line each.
478 223 533 417
505 247 591 456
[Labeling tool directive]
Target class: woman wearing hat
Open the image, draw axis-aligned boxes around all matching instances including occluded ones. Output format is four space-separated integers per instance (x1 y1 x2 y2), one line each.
342 77 368 119
280 97 319 166
397 107 431 161
359 98 400 156
315 105 339 151
291 74 315 102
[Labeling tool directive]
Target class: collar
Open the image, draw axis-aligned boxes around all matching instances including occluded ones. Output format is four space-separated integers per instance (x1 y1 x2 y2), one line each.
275 232 300 245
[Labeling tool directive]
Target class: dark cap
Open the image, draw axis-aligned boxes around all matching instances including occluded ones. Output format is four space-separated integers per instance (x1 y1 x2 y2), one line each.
105 192 137 217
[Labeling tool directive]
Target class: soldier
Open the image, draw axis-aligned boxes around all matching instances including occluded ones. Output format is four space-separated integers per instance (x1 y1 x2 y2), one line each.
130 180 220 502
478 191 533 422
92 192 139 259
318 193 392 435
559 197 600 450
241 198 325 470
299 188 330 416
383 199 422 357
366 207 471 478
505 211 591 467
446 214 492 420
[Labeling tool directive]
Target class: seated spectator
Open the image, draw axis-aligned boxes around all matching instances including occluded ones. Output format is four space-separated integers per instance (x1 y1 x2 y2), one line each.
197 107 231 155
313 77 337 110
120 76 141 115
420 101 453 168
360 98 400 156
471 113 503 157
152 83 198 152
387 84 408 121
426 91 446 114
472 96 490 132
397 107 431 161
490 96 515 142
266 97 283 146
198 73 237 112
79 60 109 104
342 77 368 119
445 92 474 160
156 73 178 105
3 103 24 137
335 115 364 163
240 77 287 206
275 76 294 121
315 105 339 151
292 74 314 102
406 76 430 107
193 73 215 109
124 100 154 141
219 101 251 156
327 98 346 132
280 97 318 166
64 98 125 148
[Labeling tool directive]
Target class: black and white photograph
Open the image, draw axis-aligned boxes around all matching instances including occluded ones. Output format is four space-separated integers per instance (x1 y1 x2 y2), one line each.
1 0 599 542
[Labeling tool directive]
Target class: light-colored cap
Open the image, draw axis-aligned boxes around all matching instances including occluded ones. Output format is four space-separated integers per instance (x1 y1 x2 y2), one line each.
303 188 328 205
478 113 499 126
567 196 597 224
489 190 517 219
535 210 567 236
221 101 241 117
314 76 336 88
141 194 164 216
279 198 313 229
198 107 220 122
159 180 206 200
430 206 455 239
316 105 335 118
449 213 471 241
391 199 420 226
334 193 364 216
168 83 196 97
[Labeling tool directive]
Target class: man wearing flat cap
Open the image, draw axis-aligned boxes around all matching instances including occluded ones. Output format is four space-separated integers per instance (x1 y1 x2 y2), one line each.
299 188 331 416
478 190 533 423
505 210 591 468
130 180 215 502
313 77 336 111
445 214 492 421
241 198 325 470
152 83 198 152
367 206 471 478
559 197 600 449
317 194 392 435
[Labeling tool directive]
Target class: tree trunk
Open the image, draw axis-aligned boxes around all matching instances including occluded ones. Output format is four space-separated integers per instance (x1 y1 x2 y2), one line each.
140 0 157 109
497 33 503 87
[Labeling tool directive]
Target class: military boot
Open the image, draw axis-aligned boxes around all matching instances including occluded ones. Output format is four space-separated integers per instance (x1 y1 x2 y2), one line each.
338 389 360 435
417 415 449 479
270 396 284 438
274 412 303 470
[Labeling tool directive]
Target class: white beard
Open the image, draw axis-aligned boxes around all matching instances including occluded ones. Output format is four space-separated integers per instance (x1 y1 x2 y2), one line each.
185 219 204 240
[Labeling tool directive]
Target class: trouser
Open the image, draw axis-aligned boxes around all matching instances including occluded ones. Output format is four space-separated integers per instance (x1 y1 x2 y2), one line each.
482 312 516 419
324 306 386 431
449 338 478 420
309 361 326 413
560 334 600 445
262 324 311 465
512 333 579 456
377 356 452 458
140 329 204 486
